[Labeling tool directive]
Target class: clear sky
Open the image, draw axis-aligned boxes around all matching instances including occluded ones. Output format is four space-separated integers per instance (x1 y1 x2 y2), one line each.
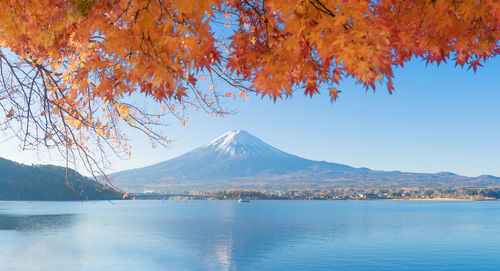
1 57 499 177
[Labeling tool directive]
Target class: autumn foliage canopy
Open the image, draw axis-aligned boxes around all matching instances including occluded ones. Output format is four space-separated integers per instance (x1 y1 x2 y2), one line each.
0 0 498 176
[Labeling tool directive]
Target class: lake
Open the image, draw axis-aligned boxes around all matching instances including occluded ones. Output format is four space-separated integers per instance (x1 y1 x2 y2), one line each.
0 200 499 270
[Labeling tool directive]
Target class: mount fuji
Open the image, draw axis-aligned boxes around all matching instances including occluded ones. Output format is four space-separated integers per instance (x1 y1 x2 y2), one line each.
111 130 500 191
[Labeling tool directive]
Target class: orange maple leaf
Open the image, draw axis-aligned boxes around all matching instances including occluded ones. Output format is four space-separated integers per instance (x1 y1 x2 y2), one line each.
329 88 341 102
6 108 14 118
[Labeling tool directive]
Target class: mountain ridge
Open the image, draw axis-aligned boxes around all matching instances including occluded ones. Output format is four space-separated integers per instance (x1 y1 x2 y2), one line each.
111 130 500 192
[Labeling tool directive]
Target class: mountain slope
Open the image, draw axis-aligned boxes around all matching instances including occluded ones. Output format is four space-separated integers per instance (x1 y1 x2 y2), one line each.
112 130 354 186
0 157 120 200
111 130 500 191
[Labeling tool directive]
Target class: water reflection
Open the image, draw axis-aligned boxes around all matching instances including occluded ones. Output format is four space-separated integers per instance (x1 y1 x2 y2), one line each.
164 218 300 270
0 214 76 232
151 202 332 270
1 201 500 271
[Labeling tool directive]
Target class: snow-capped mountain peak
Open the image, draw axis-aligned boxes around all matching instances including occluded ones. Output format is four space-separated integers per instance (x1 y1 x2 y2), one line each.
204 130 285 157
110 130 499 192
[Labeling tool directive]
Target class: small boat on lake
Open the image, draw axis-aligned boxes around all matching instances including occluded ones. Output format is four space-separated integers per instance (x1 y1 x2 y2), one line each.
238 198 250 203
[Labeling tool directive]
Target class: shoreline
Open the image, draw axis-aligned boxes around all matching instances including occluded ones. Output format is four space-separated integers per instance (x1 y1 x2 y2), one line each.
383 198 476 201
1 198 498 202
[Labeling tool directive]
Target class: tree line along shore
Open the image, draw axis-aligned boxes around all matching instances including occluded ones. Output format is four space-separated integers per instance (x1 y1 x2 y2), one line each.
134 187 500 201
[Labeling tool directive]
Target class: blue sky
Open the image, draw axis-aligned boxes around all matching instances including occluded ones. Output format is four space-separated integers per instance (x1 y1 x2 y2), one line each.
1 57 499 177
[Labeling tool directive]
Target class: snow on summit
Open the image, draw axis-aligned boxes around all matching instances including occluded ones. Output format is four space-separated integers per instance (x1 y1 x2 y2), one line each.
204 130 286 157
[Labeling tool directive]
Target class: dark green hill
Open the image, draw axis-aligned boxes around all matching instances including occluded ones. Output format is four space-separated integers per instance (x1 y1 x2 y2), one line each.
0 157 121 200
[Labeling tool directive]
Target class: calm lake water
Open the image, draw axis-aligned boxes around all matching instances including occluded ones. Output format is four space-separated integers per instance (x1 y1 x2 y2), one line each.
0 200 499 271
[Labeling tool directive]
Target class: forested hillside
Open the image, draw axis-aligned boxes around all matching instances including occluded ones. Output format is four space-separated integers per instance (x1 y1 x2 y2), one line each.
0 157 120 200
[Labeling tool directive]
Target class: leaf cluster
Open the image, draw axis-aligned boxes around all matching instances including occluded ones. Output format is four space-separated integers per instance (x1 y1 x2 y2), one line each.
0 0 497 183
